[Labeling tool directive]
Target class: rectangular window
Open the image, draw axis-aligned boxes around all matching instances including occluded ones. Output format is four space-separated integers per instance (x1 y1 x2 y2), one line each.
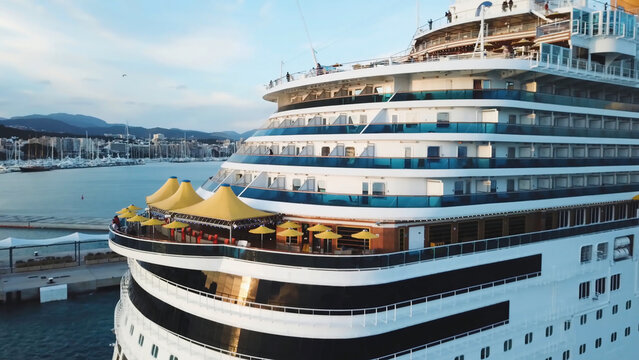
579 344 586 355
580 314 587 325
129 325 134 336
595 277 606 295
596 309 603 320
427 146 440 158
626 300 632 310
611 332 617 342
625 327 631 336
454 356 464 360
580 245 592 263
579 281 590 299
595 338 602 348
545 326 553 337
371 182 385 196
596 242 608 260
563 350 570 360
503 339 512 352
564 320 571 331
436 112 450 124
480 346 490 359
611 274 621 291
151 344 159 358
138 334 144 346
612 304 619 314
525 332 533 344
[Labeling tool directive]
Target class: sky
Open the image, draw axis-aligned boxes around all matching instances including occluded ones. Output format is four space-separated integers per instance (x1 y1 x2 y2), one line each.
0 0 450 133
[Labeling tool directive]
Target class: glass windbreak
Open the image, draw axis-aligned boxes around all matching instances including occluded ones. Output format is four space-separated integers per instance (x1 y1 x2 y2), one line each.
228 154 639 170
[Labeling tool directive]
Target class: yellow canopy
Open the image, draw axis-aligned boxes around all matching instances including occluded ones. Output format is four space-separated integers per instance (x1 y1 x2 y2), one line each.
141 219 165 226
633 194 639 200
118 211 136 219
116 208 129 214
617 0 639 15
249 225 275 234
127 215 149 223
163 221 189 229
150 180 203 211
278 221 301 229
173 184 272 222
127 204 142 211
307 224 330 232
277 229 303 237
315 230 342 239
146 176 179 204
351 230 379 239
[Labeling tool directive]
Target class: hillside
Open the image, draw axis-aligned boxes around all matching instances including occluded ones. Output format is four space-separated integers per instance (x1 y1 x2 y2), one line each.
0 113 255 140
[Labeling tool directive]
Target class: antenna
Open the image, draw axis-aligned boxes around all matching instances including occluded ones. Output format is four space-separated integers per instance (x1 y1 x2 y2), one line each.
295 0 319 66
416 0 420 30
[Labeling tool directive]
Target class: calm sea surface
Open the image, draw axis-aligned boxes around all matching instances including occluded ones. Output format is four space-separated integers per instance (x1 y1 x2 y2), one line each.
0 161 221 359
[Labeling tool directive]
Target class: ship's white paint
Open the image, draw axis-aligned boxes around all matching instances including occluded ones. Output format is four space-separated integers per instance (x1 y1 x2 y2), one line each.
113 1 639 358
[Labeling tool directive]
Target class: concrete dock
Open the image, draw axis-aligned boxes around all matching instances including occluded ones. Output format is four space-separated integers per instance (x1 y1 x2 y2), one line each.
0 261 127 304
0 215 110 231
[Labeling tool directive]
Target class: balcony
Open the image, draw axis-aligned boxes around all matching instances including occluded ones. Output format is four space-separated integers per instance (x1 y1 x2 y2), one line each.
253 119 639 139
234 183 639 208
273 88 639 115
109 218 639 270
228 154 639 170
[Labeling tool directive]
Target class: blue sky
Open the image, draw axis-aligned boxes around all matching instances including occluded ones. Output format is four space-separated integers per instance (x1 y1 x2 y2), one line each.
0 0 449 132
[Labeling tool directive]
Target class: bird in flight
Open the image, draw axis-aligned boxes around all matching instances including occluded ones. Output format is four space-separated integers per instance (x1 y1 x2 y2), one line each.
122 74 127 77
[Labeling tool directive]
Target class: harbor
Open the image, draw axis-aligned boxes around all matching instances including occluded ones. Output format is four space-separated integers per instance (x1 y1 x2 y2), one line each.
0 261 127 304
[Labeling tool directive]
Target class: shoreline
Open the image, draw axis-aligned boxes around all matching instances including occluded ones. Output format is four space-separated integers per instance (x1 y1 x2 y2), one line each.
0 215 109 231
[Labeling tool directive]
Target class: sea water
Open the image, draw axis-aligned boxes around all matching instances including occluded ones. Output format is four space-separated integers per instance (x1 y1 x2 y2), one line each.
0 161 221 359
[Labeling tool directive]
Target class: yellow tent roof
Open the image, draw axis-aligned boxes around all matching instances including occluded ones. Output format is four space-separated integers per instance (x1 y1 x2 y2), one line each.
150 180 203 211
173 184 273 222
146 177 179 204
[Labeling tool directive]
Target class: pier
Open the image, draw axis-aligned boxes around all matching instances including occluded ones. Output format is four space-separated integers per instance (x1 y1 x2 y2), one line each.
0 262 127 304
0 215 109 231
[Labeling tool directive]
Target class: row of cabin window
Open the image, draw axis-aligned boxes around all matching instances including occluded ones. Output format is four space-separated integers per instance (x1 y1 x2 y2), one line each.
249 143 639 159
128 323 178 360
579 274 622 299
455 317 636 360
270 108 639 130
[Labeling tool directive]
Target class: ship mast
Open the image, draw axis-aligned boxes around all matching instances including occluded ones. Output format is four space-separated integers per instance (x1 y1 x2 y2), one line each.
473 1 493 59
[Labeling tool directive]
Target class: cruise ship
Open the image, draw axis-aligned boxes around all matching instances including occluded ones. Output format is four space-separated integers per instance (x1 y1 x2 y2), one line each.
110 0 639 359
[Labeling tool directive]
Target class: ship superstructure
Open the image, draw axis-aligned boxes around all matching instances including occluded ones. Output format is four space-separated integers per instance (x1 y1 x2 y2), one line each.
111 1 639 359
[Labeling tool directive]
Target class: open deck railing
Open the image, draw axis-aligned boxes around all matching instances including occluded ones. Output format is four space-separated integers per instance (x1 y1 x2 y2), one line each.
130 257 540 318
110 217 639 270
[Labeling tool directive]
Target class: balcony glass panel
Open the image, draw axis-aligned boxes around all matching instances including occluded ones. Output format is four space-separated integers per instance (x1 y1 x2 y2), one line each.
237 184 639 208
275 89 639 114
228 154 639 170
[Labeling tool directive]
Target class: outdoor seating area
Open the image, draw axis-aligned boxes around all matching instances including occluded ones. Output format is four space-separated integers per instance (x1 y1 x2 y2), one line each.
111 177 382 255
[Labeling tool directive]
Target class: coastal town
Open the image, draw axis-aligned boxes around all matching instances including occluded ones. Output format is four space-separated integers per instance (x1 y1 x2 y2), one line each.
0 133 241 172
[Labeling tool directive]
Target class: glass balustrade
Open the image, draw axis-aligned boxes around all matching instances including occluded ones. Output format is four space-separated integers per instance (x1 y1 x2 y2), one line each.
110 218 639 270
274 88 639 115
236 184 639 208
228 154 639 170
254 120 639 140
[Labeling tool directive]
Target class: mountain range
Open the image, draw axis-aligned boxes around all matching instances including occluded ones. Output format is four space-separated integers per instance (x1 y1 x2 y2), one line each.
0 113 255 141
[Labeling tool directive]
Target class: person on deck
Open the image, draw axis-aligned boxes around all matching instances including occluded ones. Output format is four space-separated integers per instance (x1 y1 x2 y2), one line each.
112 215 120 230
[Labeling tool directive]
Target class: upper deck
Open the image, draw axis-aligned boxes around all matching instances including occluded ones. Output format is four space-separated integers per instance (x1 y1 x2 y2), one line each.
264 0 639 108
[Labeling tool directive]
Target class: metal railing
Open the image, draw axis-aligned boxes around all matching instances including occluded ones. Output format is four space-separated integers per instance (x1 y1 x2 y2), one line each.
119 271 273 360
111 217 639 270
372 320 509 360
130 257 540 319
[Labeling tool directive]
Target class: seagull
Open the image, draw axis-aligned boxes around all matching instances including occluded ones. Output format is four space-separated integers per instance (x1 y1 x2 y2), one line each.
122 74 127 77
